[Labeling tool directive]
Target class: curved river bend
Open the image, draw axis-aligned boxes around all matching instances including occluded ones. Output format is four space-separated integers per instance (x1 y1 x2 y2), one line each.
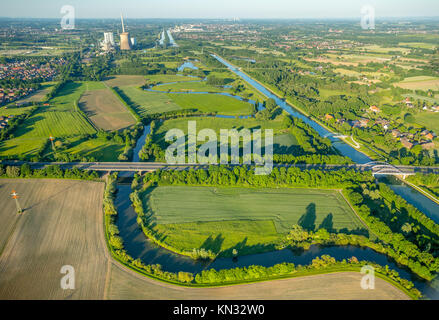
120 59 439 298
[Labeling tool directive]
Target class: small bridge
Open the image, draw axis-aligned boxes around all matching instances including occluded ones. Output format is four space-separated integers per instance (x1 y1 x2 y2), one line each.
363 161 415 179
323 133 348 139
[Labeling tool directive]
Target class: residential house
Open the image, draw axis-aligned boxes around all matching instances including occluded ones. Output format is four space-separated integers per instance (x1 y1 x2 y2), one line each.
325 114 334 121
359 118 370 128
369 105 381 113
400 138 413 149
392 129 402 138
421 142 435 150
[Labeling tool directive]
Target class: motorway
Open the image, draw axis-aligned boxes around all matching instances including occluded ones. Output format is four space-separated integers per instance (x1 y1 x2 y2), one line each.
2 160 439 175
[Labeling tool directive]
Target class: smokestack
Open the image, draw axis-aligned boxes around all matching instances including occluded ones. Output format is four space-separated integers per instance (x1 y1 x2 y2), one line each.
120 13 125 33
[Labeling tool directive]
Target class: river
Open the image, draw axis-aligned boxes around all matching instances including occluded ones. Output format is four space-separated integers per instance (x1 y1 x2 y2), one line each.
114 184 437 298
210 54 439 220
118 59 439 298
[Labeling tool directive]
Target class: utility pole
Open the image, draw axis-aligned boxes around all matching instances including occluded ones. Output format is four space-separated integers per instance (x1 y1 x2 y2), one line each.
11 190 22 214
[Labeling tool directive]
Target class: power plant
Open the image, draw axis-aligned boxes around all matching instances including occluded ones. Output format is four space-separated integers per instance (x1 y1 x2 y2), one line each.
119 14 131 50
101 32 115 51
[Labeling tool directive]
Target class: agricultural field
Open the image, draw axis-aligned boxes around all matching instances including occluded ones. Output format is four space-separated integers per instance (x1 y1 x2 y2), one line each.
0 82 97 159
399 42 438 50
166 93 254 116
6 82 55 106
359 45 411 54
395 76 439 91
0 179 108 299
48 136 125 162
142 186 367 255
118 87 182 116
0 81 138 160
153 81 230 93
145 74 201 84
78 86 137 131
414 112 439 134
108 267 408 300
0 105 35 117
152 116 287 149
104 75 146 88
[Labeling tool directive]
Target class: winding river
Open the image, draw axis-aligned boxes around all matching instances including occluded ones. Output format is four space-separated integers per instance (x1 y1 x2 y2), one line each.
119 58 439 298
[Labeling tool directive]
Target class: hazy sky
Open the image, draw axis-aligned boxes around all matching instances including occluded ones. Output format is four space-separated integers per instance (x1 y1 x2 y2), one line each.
2 0 439 19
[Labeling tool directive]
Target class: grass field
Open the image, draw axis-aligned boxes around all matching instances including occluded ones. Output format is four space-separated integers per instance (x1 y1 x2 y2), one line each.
153 116 287 150
399 42 437 50
56 137 125 161
118 87 182 116
145 74 201 84
414 112 439 134
395 76 439 91
404 93 439 105
78 87 137 131
104 75 146 88
6 82 55 106
0 82 107 159
143 186 366 255
0 105 35 117
153 81 230 93
0 179 108 299
166 93 254 116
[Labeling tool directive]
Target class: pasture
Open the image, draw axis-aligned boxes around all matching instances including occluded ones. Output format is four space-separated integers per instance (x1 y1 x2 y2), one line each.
118 87 182 116
7 82 55 105
395 76 439 91
152 116 286 150
166 93 253 116
58 136 125 162
145 74 201 84
104 75 146 88
143 186 366 255
78 88 137 131
0 81 135 159
0 179 108 299
414 112 439 134
153 81 230 93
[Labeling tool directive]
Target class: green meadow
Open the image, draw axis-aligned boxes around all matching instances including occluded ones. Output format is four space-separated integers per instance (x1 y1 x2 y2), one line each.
152 116 288 149
0 81 117 159
166 93 254 116
144 186 366 256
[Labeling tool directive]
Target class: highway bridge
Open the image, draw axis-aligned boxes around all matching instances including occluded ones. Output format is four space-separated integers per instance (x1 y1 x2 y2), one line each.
2 160 439 177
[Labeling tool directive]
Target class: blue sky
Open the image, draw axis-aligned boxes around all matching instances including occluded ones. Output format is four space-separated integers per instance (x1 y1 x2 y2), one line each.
2 0 439 19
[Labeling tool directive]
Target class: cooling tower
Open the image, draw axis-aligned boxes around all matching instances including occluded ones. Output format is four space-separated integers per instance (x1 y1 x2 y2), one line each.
120 32 131 50
120 13 131 50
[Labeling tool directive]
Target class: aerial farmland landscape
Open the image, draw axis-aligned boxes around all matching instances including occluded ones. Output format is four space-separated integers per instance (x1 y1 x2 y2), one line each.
1 0 439 313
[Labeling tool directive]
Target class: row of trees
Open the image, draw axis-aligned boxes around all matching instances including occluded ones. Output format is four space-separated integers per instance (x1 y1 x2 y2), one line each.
143 166 373 189
344 184 439 280
0 164 99 180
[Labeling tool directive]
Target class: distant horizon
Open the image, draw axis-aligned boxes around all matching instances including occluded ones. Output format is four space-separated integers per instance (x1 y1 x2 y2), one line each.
2 0 439 20
1 16 439 21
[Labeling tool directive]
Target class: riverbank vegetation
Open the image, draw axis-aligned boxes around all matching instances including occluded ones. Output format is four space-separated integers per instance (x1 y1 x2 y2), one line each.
127 166 439 280
104 177 420 297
